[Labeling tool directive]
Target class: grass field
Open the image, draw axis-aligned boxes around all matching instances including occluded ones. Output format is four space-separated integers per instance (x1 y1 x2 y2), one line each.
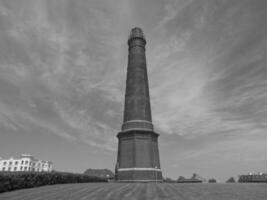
0 183 266 200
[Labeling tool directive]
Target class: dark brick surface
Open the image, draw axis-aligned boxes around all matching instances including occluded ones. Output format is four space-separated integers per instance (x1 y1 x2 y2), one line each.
121 120 153 131
123 28 151 124
116 130 162 181
116 28 162 182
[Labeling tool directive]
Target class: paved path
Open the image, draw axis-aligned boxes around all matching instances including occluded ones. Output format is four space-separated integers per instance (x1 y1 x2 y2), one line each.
0 183 266 200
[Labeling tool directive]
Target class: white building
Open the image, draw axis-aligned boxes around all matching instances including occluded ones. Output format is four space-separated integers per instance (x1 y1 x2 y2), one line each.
0 154 53 172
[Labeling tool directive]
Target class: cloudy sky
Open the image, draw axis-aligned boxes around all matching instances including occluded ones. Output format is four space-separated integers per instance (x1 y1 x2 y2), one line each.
0 0 266 181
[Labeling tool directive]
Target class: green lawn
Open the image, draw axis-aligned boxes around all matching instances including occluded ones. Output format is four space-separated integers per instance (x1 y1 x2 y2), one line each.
0 183 266 200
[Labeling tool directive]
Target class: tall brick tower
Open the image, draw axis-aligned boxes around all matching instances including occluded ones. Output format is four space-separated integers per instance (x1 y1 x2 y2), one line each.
115 27 162 182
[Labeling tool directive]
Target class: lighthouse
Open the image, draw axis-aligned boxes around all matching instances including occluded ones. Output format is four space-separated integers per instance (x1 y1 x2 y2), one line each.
115 27 162 182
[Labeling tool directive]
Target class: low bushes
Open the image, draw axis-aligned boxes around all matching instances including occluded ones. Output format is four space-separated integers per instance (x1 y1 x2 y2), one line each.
0 171 107 193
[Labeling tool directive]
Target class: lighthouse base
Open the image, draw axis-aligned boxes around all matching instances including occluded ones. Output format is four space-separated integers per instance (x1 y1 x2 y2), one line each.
116 169 162 182
115 130 162 182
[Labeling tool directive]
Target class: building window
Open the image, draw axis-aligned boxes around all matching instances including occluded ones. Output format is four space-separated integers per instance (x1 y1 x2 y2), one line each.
8 167 11 171
14 167 17 171
24 167 27 171
9 161 12 165
20 166 23 170
2 167 5 171
21 160 24 164
3 161 6 165
15 161 18 165
25 161 28 164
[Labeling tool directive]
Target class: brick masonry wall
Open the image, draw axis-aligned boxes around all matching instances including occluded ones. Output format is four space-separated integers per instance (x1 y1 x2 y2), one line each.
116 130 162 181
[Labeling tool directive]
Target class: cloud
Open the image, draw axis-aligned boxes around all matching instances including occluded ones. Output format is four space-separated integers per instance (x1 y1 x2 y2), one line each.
147 0 267 140
0 0 126 152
